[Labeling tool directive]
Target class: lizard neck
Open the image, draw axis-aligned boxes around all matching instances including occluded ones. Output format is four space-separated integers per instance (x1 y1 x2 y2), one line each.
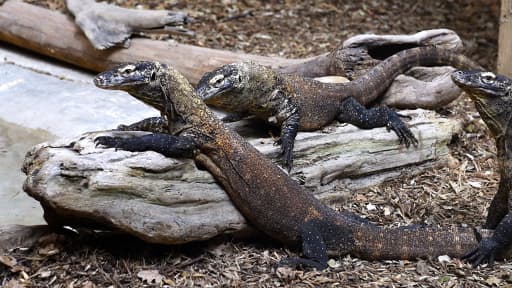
159 68 222 141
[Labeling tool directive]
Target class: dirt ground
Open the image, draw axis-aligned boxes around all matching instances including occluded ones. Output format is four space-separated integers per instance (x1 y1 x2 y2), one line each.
2 0 509 287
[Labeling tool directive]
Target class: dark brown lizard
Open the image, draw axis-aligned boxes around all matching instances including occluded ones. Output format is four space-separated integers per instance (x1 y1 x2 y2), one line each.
93 61 484 270
196 47 481 171
452 70 512 267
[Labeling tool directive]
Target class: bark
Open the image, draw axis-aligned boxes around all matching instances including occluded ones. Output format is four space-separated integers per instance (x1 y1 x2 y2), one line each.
0 1 464 109
23 110 463 244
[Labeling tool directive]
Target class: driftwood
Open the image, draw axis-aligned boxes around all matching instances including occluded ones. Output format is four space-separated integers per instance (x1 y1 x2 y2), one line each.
0 1 464 109
23 110 463 244
65 0 193 50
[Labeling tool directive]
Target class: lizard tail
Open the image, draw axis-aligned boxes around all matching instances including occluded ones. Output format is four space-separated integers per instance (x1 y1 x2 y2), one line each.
351 225 480 260
339 46 483 105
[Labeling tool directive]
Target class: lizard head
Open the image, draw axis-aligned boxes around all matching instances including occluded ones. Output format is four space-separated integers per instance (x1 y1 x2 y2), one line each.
196 63 247 104
94 61 169 111
452 70 512 136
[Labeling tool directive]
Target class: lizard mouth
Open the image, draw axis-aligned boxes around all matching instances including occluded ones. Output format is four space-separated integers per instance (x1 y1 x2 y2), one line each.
93 74 111 88
94 71 150 90
197 84 232 102
451 70 473 88
451 70 492 100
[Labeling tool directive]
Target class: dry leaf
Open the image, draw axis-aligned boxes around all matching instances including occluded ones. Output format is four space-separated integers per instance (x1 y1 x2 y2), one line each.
38 270 52 278
485 276 502 286
38 243 60 256
416 260 429 275
468 181 482 188
327 259 340 268
0 255 17 268
81 281 97 288
437 255 451 263
3 279 24 288
275 266 298 279
137 269 164 285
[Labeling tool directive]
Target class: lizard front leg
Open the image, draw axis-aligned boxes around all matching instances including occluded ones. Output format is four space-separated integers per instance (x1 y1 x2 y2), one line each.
464 174 512 267
116 116 169 133
275 109 300 172
337 97 418 147
95 133 197 158
484 180 510 229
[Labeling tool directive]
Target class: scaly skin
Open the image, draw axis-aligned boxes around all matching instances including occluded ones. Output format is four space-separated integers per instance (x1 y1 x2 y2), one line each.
452 70 512 267
196 47 482 170
93 61 483 269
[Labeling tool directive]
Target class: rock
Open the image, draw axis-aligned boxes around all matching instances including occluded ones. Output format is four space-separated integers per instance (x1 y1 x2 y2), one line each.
22 109 462 244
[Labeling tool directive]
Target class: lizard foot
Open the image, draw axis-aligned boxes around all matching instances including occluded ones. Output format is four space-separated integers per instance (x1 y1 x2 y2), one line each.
94 136 125 149
461 238 499 268
274 138 293 172
386 112 418 148
276 257 328 271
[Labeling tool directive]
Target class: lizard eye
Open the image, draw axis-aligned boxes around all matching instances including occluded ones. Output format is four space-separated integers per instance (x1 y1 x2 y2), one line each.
150 71 157 81
119 64 136 76
209 75 225 87
480 72 496 84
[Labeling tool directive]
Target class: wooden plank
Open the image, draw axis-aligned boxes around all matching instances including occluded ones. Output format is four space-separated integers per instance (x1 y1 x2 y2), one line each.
498 0 512 76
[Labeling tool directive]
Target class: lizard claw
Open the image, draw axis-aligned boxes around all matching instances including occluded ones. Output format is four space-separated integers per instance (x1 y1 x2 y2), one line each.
461 238 499 268
276 138 293 172
396 113 412 120
271 138 293 171
94 136 124 148
386 112 418 148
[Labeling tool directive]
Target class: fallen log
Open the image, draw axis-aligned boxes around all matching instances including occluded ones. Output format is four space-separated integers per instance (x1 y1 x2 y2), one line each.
23 110 462 244
0 1 464 108
65 0 193 50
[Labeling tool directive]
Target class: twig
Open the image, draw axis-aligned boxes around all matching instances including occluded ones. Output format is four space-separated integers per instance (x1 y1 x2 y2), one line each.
221 10 254 22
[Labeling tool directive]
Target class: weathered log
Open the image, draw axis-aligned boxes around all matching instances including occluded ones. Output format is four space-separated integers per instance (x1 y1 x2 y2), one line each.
0 1 463 108
66 0 193 50
23 110 462 244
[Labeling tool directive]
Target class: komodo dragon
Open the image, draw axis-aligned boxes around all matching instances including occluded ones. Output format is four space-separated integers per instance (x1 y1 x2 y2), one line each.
93 61 484 270
452 70 512 267
196 47 481 170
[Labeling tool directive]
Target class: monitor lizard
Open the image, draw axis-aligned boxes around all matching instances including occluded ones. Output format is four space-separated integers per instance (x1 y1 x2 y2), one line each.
452 70 512 267
93 61 485 270
196 47 482 171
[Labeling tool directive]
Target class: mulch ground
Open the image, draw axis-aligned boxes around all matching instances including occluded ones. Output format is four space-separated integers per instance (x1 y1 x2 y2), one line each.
2 0 508 287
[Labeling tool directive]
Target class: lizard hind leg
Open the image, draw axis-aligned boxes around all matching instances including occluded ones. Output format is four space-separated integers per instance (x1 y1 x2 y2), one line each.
337 97 418 147
277 222 329 270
